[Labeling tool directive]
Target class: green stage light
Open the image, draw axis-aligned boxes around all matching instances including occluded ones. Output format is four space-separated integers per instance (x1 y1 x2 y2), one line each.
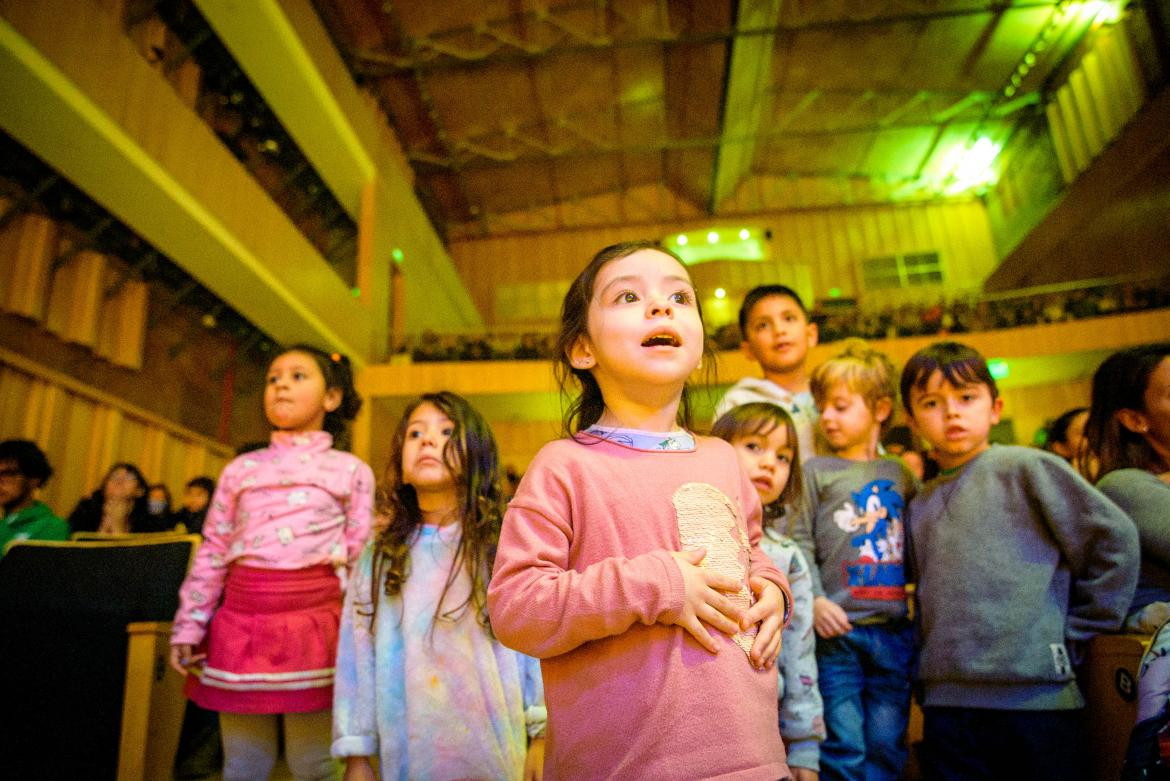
988 359 1010 380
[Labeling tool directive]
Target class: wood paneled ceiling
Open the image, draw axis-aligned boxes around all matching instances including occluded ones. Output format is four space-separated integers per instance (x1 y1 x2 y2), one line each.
311 0 1118 241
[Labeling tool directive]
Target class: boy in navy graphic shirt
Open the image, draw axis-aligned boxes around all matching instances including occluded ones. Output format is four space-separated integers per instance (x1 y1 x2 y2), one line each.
791 339 917 781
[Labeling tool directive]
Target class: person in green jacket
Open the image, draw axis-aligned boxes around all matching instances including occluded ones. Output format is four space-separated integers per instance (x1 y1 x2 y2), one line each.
0 439 68 555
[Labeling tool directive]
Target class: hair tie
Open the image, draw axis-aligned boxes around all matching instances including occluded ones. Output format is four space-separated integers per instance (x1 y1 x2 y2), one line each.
331 352 342 363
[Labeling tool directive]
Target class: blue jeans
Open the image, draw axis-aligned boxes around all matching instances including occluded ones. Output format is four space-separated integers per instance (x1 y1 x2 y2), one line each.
817 622 915 781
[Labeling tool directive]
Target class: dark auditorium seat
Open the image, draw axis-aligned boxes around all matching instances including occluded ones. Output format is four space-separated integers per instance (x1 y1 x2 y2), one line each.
0 536 198 780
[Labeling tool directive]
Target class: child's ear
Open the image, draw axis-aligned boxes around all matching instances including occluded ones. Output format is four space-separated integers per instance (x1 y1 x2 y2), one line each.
323 387 343 413
568 335 595 370
1116 408 1149 435
874 398 893 425
739 339 757 363
989 395 1004 425
805 320 819 349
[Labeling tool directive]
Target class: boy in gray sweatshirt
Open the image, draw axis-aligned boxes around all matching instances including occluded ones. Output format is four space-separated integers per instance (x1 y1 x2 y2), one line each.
901 342 1139 781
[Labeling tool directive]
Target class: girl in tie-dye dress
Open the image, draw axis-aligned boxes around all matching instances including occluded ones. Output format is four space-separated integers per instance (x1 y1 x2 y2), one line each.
332 391 546 781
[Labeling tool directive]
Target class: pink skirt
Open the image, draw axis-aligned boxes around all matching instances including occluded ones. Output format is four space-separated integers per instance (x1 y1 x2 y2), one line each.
185 564 341 714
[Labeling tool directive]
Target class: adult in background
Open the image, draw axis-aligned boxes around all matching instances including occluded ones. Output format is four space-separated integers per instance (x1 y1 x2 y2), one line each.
67 462 160 534
0 439 68 554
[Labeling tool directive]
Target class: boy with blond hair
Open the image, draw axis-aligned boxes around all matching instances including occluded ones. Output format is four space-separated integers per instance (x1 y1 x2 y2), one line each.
901 341 1138 781
791 339 917 781
715 284 820 458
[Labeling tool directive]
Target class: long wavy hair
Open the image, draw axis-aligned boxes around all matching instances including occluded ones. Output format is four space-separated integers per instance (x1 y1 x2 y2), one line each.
1081 342 1170 481
553 240 715 436
368 391 504 634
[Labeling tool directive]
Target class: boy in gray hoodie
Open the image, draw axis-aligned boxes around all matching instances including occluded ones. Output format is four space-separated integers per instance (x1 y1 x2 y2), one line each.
901 341 1139 781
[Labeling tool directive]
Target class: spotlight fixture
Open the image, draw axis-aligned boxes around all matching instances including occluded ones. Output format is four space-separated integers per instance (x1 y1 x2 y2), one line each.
663 227 771 266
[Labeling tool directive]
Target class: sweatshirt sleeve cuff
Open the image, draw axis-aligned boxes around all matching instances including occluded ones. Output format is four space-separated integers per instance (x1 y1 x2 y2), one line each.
785 738 820 771
525 705 548 738
648 549 686 623
331 735 378 759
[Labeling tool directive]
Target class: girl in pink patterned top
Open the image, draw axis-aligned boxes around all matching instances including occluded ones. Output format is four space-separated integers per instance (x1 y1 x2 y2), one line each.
170 345 374 780
488 241 794 780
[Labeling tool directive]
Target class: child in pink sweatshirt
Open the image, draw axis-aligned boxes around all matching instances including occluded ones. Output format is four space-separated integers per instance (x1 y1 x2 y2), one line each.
488 241 794 780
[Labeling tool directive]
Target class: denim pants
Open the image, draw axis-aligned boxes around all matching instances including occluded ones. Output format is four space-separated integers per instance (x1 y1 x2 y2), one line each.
817 621 914 781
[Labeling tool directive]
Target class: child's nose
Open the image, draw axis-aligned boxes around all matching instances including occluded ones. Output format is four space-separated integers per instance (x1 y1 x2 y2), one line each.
648 298 673 317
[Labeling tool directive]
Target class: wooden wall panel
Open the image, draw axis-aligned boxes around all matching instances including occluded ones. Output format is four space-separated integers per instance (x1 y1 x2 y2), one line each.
491 419 562 472
95 276 149 369
999 378 1092 451
450 200 998 330
0 213 55 321
0 347 233 516
45 249 105 348
1047 25 1145 183
2 216 151 369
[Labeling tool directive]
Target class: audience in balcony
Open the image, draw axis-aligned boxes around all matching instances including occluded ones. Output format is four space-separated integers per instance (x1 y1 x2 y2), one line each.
402 278 1170 362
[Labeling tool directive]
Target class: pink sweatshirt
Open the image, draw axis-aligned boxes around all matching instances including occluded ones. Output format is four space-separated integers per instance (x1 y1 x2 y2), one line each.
172 431 374 646
487 433 792 781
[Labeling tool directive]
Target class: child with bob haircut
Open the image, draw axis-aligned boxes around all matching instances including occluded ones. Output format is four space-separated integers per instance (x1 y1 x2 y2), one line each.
901 341 1139 781
332 391 546 781
712 402 825 781
790 339 916 781
489 240 793 780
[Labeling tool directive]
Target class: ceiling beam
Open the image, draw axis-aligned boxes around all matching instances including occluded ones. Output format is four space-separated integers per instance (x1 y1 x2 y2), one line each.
407 103 1026 171
351 1 1063 75
193 0 375 220
709 0 783 212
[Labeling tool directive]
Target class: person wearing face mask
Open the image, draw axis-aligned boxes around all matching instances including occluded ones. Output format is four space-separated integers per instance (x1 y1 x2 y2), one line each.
146 483 175 530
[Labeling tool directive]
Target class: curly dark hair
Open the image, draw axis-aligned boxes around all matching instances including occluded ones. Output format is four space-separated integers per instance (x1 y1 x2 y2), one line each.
270 344 363 449
368 391 504 635
0 439 53 484
554 240 715 436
